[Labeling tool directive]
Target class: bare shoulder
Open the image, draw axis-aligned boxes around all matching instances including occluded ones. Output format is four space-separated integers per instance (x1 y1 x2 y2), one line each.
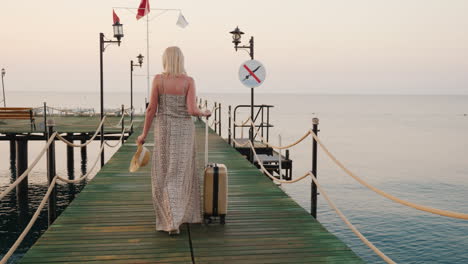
185 75 194 82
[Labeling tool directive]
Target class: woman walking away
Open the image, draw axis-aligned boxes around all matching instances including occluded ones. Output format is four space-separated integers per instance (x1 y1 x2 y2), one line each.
136 46 211 235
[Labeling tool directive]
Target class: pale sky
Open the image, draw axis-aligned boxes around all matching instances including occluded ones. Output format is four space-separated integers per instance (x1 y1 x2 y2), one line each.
1 0 468 96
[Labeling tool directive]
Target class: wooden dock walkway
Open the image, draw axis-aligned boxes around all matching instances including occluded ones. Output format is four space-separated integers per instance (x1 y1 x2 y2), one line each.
18 118 363 263
0 116 129 134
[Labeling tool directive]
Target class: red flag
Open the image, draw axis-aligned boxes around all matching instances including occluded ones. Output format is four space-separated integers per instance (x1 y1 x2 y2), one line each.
136 0 150 20
113 9 120 24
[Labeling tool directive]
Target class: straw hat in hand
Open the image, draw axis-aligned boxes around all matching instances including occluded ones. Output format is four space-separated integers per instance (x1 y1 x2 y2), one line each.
129 144 151 172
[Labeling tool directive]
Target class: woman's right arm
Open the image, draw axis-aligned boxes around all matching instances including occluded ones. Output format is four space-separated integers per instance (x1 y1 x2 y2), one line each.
137 75 159 144
186 77 210 117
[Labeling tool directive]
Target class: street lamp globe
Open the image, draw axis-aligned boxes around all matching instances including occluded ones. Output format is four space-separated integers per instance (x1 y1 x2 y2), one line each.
230 26 244 46
113 22 124 43
1 68 5 77
137 54 144 67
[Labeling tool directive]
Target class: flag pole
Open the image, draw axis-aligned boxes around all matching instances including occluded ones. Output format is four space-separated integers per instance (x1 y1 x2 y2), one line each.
146 10 150 106
112 5 185 107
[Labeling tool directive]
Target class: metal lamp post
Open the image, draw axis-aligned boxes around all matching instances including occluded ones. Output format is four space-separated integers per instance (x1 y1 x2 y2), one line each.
1 68 6 107
130 54 144 133
230 26 255 160
99 21 124 167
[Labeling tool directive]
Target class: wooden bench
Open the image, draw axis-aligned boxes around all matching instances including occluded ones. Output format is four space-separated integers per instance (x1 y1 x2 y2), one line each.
0 107 36 131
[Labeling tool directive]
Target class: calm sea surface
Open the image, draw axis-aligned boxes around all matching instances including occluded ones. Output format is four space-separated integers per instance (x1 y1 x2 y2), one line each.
1 91 468 263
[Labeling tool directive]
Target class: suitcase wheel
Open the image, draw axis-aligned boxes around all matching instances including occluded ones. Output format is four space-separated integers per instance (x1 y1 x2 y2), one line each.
203 217 212 225
220 215 226 225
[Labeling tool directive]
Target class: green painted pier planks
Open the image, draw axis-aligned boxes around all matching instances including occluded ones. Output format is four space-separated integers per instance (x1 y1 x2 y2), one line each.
18 118 364 264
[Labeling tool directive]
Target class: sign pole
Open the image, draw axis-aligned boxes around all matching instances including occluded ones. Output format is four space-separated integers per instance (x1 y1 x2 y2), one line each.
238 55 266 164
249 38 254 162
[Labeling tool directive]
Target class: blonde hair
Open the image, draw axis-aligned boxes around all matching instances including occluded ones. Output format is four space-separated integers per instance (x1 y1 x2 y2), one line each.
162 46 187 76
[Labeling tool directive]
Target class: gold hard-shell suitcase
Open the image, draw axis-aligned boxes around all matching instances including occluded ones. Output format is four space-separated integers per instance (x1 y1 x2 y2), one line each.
203 163 228 224
203 116 228 224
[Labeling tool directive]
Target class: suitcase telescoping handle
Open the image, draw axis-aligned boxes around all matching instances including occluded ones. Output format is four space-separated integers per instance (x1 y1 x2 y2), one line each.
205 116 209 167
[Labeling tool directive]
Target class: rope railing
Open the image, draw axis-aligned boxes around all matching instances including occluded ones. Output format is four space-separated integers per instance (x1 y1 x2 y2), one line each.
209 119 219 127
57 141 105 183
1 139 107 263
232 137 396 263
308 171 396 264
104 121 134 148
1 116 132 263
104 111 128 128
0 176 58 264
238 117 253 139
34 106 95 116
309 131 468 220
238 118 468 220
55 116 107 148
228 114 468 262
0 132 58 201
248 119 311 149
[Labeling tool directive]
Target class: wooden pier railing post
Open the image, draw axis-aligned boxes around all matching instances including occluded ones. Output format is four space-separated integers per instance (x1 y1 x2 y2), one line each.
80 133 87 176
219 103 222 137
311 117 319 218
228 105 232 145
47 119 57 225
66 133 74 179
16 136 29 219
214 102 218 134
121 104 125 144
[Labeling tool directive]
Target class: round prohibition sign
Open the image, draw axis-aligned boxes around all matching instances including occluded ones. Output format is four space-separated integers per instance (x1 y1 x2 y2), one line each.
238 60 266 88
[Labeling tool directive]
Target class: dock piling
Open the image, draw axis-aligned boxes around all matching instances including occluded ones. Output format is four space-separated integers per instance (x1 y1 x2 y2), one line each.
9 134 16 172
80 133 87 163
311 118 319 218
16 137 29 218
66 133 74 179
47 119 57 225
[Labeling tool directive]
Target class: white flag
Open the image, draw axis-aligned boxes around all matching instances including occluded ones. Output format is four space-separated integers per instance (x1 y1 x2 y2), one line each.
176 12 189 28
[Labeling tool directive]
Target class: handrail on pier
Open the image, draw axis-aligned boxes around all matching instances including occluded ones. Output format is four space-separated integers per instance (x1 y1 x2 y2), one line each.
0 108 134 264
199 112 468 264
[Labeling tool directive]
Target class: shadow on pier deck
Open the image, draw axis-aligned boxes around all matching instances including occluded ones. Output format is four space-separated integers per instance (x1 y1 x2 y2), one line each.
18 119 363 263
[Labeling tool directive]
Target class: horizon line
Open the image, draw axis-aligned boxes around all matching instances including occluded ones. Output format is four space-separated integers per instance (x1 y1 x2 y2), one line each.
7 90 468 96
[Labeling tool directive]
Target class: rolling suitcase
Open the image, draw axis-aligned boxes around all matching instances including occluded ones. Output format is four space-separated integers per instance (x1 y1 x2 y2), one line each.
203 116 228 224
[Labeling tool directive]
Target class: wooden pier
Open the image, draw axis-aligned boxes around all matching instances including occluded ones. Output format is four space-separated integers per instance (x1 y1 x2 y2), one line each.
17 119 363 263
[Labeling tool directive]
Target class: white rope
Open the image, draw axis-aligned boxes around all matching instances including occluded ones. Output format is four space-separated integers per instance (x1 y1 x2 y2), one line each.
0 118 134 263
234 117 252 127
104 112 127 128
104 121 134 148
309 131 468 220
55 116 107 148
56 143 104 184
0 132 58 201
308 171 396 264
244 140 310 183
0 176 58 264
239 117 253 139
209 119 219 127
234 136 396 263
237 137 395 263
248 119 311 149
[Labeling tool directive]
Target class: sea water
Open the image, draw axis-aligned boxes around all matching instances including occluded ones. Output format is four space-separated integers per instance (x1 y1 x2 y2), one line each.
1 91 467 263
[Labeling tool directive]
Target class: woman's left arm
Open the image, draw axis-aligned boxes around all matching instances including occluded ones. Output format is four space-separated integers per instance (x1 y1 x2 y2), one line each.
137 75 159 144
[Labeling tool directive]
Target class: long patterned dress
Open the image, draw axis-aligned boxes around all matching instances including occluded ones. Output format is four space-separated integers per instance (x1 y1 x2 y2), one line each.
151 77 202 233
